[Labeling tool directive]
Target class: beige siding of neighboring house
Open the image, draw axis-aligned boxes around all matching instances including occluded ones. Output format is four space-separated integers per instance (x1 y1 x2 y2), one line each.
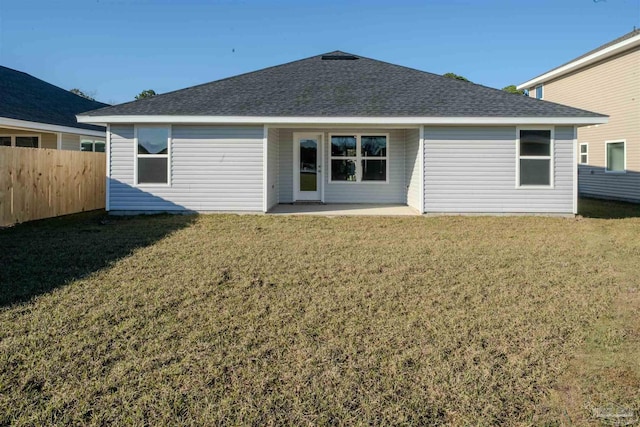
526 46 640 202
526 47 640 171
0 127 57 149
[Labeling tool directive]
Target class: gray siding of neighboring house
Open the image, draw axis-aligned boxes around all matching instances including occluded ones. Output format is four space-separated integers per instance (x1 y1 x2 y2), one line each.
578 166 640 202
405 128 421 211
61 133 79 151
109 124 264 212
267 127 279 210
277 128 408 204
424 126 575 213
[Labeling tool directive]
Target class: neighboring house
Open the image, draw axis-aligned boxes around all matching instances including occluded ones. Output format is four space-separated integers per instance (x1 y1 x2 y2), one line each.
0 65 108 151
518 30 640 203
77 51 606 215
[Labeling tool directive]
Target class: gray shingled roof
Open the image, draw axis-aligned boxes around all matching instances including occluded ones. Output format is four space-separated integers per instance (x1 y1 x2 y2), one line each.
80 51 605 119
0 66 108 132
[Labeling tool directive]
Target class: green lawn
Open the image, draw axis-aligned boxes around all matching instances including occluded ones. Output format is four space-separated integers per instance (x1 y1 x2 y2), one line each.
1 199 639 425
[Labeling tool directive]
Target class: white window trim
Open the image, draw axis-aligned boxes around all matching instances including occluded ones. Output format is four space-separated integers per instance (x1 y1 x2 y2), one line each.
605 139 626 174
328 133 390 184
133 124 172 187
0 134 40 148
80 138 106 152
535 84 544 100
579 142 589 165
515 126 554 189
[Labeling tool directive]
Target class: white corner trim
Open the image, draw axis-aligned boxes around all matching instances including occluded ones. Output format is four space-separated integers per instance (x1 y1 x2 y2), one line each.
76 115 608 126
0 117 106 137
572 126 578 215
517 33 640 90
56 132 62 150
106 124 111 211
419 125 425 214
263 125 268 213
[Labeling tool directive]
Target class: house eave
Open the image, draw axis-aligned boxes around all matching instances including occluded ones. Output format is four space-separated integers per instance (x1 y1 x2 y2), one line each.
517 33 640 90
0 117 106 137
76 115 608 126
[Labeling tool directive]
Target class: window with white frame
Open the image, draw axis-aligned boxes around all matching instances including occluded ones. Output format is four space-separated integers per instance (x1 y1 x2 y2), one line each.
330 134 388 182
0 135 40 148
518 129 552 187
605 141 625 172
579 143 588 164
80 139 106 152
136 126 170 184
535 84 543 99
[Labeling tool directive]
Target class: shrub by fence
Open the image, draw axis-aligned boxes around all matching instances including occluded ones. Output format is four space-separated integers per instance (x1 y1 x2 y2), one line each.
0 147 105 226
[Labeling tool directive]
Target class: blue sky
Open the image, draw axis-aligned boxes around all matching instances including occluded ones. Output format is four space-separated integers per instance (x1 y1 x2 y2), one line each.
1 0 638 104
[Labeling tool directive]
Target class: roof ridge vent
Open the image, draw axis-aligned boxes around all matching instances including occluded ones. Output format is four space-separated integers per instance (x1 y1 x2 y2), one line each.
321 55 358 60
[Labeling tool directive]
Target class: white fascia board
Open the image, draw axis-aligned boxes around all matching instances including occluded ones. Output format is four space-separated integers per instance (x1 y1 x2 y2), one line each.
77 115 608 126
0 117 106 137
517 33 640 90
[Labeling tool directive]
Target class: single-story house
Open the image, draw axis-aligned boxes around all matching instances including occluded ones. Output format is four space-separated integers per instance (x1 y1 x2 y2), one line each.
0 65 108 151
77 51 607 215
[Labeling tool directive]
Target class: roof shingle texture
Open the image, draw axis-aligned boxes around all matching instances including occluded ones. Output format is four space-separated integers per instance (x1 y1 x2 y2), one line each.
82 51 605 118
0 66 108 132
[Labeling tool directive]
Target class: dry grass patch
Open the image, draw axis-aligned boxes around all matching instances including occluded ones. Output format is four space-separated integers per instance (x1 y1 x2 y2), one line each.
1 199 639 425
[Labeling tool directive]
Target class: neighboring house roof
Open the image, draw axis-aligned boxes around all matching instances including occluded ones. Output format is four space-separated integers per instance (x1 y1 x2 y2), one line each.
518 29 640 90
0 65 109 132
79 51 605 123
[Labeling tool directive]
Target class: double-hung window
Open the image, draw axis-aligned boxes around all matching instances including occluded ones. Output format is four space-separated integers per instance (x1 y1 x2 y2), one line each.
0 135 40 148
81 139 106 152
330 134 388 182
517 129 553 187
605 140 625 173
535 84 543 99
136 126 170 185
579 143 588 164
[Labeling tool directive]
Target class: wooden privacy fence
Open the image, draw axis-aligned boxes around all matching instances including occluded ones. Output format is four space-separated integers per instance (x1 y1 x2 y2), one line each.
0 147 106 226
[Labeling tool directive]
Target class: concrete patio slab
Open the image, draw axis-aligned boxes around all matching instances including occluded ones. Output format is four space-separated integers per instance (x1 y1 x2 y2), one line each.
268 204 420 216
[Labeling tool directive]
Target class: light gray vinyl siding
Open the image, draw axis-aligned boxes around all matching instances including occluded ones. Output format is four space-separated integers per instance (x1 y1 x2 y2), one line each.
278 130 294 203
276 128 407 204
267 127 279 210
405 128 421 211
61 133 79 151
109 125 264 212
579 166 640 202
424 126 575 214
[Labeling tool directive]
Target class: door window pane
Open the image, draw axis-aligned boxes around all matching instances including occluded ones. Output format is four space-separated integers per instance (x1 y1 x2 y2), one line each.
331 136 356 157
138 127 168 154
15 136 38 148
138 158 168 184
300 139 317 191
606 142 625 172
361 136 387 157
331 160 356 181
0 137 11 146
520 159 550 186
361 159 386 181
